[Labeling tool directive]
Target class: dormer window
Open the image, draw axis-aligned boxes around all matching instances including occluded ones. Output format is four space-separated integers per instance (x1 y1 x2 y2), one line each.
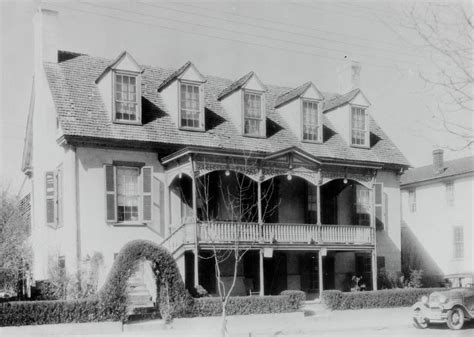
243 90 264 137
113 72 141 123
179 81 203 130
351 106 369 147
302 100 322 142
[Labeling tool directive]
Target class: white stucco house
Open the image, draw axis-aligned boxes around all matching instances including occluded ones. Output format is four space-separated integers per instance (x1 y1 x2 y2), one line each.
22 9 410 299
401 150 474 287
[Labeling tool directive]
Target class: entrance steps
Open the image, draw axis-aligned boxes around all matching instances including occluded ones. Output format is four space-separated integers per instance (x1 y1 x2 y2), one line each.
126 274 159 322
302 300 329 318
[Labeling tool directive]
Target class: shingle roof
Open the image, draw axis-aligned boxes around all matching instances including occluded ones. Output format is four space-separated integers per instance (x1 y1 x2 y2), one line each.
401 156 474 186
157 61 205 92
217 71 267 100
43 53 410 167
323 88 361 112
274 82 312 108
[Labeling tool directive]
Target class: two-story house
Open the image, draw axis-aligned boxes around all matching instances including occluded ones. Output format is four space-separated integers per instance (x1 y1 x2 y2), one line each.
22 9 409 299
401 150 473 287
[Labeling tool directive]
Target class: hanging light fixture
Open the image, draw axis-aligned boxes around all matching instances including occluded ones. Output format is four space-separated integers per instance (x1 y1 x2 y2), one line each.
343 177 348 184
287 173 292 181
225 170 230 176
178 172 183 179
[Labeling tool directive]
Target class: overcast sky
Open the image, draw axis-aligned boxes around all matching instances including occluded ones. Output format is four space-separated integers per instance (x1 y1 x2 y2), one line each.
1 0 472 195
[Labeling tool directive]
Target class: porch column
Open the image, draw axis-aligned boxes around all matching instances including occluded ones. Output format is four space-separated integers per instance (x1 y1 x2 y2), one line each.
257 170 263 242
318 249 324 300
371 249 378 291
259 249 264 296
191 158 199 287
316 184 321 225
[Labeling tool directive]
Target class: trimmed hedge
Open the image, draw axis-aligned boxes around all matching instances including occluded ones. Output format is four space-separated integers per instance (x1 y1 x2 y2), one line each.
322 288 444 310
192 295 300 317
280 290 306 310
0 298 106 326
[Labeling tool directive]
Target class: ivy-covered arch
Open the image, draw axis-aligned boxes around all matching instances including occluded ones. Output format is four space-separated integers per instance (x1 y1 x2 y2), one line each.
99 240 193 321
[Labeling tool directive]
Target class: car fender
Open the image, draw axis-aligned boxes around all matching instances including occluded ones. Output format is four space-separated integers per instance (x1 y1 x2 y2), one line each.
443 302 472 318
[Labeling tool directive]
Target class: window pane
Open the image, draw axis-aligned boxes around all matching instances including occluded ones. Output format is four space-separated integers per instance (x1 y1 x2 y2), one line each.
351 107 367 145
303 101 320 141
180 83 201 128
116 167 140 222
115 74 139 122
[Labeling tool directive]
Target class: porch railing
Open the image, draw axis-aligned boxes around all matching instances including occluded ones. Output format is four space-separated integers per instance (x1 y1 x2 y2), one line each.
197 222 374 245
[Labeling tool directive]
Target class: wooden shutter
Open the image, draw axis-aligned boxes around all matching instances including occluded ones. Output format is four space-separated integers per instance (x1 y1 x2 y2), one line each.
364 110 370 146
104 165 117 222
317 103 323 142
56 166 63 228
141 166 153 223
374 183 384 230
45 171 57 226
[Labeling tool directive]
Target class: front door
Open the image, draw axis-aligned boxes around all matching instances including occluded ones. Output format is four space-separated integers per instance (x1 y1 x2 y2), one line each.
264 252 287 295
323 255 335 289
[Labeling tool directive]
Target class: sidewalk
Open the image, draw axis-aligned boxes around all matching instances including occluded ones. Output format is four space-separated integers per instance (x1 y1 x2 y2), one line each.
0 306 413 336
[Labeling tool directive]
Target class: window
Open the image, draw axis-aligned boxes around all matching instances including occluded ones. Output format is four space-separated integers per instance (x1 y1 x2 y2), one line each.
351 106 369 147
446 182 455 207
45 167 63 229
355 184 371 226
243 91 263 136
114 73 140 123
302 100 322 142
104 165 153 224
307 185 318 223
408 189 416 213
180 82 203 129
453 226 464 259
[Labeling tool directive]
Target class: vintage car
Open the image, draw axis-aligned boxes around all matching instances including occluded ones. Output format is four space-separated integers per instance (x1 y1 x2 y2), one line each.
412 286 474 330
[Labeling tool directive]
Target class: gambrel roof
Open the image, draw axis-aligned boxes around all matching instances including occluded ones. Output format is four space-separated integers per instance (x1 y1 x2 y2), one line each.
42 51 409 168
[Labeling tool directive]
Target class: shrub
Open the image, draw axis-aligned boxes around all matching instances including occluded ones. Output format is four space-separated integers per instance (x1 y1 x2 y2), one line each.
0 298 109 327
99 239 193 321
322 288 444 310
405 269 423 288
280 290 306 310
378 270 403 289
192 295 299 317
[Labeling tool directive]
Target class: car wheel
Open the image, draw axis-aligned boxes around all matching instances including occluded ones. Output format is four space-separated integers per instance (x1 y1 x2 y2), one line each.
447 307 465 330
413 308 428 329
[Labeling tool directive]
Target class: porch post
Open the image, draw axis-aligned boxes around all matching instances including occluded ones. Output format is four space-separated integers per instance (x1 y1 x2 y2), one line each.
316 184 321 225
318 250 324 300
191 157 199 287
257 168 263 242
259 249 264 296
371 250 377 290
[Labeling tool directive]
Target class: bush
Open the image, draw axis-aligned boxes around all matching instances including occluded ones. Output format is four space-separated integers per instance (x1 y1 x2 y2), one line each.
280 290 306 310
192 295 300 317
0 298 110 326
322 288 444 310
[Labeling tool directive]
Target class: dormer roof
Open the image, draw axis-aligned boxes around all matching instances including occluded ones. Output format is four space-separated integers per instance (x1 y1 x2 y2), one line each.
322 88 371 112
157 61 206 92
95 51 143 84
274 81 323 108
217 71 267 100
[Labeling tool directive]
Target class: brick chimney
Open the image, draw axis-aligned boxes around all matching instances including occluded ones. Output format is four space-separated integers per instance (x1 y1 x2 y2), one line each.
337 60 361 94
33 8 59 73
433 149 444 173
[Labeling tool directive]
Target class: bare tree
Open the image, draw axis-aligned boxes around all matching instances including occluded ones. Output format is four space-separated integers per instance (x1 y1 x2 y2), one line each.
195 156 278 337
405 2 473 150
0 187 31 297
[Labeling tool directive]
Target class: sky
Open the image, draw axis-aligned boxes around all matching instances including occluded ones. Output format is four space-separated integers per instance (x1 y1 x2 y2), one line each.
0 0 472 195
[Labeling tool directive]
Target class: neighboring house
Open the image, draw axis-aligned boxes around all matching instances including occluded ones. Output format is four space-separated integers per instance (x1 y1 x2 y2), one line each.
401 150 474 287
22 9 410 298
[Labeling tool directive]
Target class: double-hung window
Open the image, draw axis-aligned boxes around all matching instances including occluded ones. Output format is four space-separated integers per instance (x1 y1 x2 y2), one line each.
114 72 140 123
453 226 464 259
355 185 371 226
351 106 369 147
302 100 322 142
446 182 455 207
180 82 203 129
243 91 264 137
105 164 153 224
